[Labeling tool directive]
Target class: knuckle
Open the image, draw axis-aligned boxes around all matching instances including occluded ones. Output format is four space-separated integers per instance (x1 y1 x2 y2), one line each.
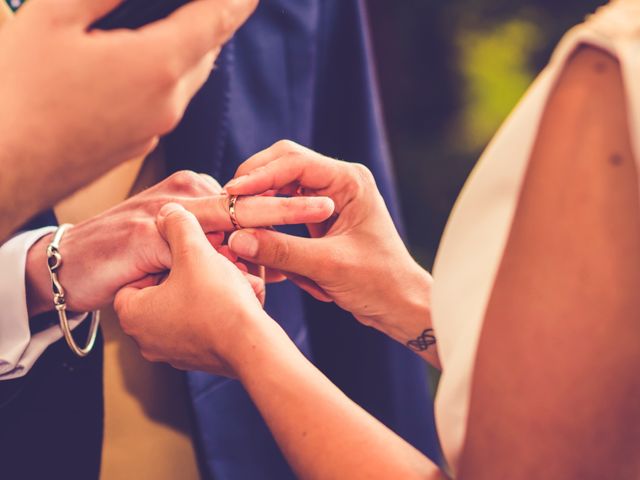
342 163 375 199
277 199 295 223
130 218 156 240
216 194 232 217
140 350 158 363
216 6 237 39
273 139 302 155
200 174 222 193
280 196 311 222
155 58 182 89
168 170 201 193
351 163 376 186
281 197 295 211
170 362 188 371
271 240 291 265
117 313 137 337
156 101 183 134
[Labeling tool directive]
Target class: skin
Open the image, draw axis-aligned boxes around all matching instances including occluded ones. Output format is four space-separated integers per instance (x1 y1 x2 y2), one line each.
458 46 640 479
114 47 640 479
114 203 444 479
25 170 334 318
0 0 258 241
225 141 439 367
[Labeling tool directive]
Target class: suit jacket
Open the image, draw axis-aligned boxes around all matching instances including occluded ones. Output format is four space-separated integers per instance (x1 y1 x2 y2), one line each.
0 1 441 478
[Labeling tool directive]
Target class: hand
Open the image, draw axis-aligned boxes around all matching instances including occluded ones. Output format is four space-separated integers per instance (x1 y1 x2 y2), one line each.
114 203 277 375
225 141 438 364
0 0 257 237
25 170 334 316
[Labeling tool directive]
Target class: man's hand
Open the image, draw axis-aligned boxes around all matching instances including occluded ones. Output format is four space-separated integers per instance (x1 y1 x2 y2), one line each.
0 0 258 239
225 141 439 366
114 203 276 375
25 170 334 316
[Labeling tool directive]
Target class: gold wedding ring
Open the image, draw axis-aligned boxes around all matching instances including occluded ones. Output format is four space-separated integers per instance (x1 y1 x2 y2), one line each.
228 194 242 229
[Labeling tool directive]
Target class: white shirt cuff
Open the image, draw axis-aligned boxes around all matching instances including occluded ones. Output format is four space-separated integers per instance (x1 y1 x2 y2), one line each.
0 227 87 380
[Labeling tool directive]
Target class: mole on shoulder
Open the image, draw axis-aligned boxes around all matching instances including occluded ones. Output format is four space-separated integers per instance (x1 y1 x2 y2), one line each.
609 154 624 166
594 61 608 74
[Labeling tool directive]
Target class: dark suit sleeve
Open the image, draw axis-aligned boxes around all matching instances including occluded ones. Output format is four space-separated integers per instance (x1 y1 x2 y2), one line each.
0 211 104 480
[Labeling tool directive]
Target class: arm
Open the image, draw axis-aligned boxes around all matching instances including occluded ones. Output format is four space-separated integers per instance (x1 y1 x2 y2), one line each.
0 0 257 240
114 203 446 480
24 171 333 318
0 227 56 378
107 45 640 479
235 316 444 480
3 171 331 380
459 46 640 478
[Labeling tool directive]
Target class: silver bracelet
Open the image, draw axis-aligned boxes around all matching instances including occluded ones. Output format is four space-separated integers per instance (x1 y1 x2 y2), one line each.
46 224 100 357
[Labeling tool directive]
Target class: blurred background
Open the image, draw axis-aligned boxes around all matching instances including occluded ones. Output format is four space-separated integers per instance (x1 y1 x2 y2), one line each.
368 0 606 268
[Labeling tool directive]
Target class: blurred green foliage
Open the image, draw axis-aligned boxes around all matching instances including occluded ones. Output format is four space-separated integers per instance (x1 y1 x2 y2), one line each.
458 18 540 150
368 0 606 267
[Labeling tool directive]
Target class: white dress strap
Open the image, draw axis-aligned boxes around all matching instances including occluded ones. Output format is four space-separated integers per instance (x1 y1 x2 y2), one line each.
430 1 640 472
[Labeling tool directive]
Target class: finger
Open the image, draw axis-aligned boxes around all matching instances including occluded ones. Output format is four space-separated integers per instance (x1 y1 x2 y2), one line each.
228 228 325 279
176 49 219 108
183 195 335 232
217 245 238 263
224 151 351 197
113 284 148 324
199 172 223 194
206 232 225 248
231 140 315 178
245 262 265 284
156 203 213 266
126 275 163 290
74 0 125 23
140 0 257 73
242 272 266 305
286 273 333 303
112 136 159 166
265 268 287 284
234 261 249 273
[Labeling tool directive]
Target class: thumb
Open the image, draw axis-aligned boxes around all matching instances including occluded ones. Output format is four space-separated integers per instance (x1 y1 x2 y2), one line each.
75 0 125 24
113 284 148 331
228 229 324 280
157 203 212 266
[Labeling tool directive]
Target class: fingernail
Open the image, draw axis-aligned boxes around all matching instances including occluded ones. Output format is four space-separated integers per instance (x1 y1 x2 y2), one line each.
157 202 185 221
224 176 247 191
229 230 259 258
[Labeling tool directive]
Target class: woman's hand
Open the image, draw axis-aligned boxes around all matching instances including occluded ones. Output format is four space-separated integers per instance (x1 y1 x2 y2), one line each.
25 170 334 316
113 203 277 375
225 141 439 366
113 202 443 480
0 0 257 238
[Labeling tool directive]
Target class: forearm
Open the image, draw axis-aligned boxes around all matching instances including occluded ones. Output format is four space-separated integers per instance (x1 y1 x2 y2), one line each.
0 154 45 242
375 264 441 369
233 316 445 480
0 134 77 242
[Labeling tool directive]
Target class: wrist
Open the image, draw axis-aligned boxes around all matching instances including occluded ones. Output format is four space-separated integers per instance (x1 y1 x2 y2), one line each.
387 264 441 368
224 310 294 380
25 233 55 317
379 262 433 345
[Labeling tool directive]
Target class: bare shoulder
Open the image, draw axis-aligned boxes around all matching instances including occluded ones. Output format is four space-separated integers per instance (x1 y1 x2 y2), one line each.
459 44 640 479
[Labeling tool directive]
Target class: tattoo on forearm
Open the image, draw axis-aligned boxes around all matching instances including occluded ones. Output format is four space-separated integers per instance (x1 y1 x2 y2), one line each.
406 329 436 352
